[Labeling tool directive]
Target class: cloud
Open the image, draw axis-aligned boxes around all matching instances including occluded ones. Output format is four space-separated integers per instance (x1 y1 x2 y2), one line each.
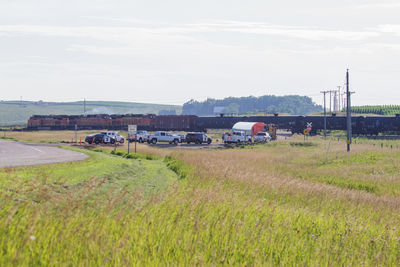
187 20 380 41
373 24 400 36
0 21 381 43
357 2 400 9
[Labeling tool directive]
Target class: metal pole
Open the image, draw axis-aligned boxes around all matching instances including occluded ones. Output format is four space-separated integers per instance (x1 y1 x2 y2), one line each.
324 93 327 139
321 91 328 139
349 92 353 141
346 69 351 152
83 98 86 115
114 132 117 151
74 124 78 144
329 91 332 114
333 91 336 112
134 133 137 153
128 138 130 154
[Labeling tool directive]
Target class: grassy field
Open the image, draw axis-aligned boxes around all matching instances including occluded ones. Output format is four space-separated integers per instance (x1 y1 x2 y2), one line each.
347 105 400 116
2 130 103 143
2 129 227 146
0 100 182 126
1 133 400 265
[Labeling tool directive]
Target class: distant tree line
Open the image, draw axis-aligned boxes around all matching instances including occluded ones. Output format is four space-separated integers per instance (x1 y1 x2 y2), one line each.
343 105 400 116
182 95 322 116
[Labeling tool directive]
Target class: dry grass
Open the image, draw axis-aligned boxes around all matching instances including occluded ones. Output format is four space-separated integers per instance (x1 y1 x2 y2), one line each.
174 148 400 211
3 130 101 143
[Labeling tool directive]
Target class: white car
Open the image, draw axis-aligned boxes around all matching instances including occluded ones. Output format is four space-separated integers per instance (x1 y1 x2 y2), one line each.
101 131 125 143
254 132 271 143
222 131 252 144
147 131 180 145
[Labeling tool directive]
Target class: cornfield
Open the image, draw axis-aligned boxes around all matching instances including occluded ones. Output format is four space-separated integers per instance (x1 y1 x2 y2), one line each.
343 105 400 116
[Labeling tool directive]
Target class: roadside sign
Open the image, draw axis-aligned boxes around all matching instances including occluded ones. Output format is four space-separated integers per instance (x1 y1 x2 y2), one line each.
128 125 137 154
306 122 312 131
128 125 137 136
303 129 309 135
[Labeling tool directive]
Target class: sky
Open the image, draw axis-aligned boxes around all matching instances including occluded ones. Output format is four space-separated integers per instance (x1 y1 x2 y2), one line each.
0 0 399 106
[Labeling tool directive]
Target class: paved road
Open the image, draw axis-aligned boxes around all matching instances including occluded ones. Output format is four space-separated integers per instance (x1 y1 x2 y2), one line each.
0 140 88 168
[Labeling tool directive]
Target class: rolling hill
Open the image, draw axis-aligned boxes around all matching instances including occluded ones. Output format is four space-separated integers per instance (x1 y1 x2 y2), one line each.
0 100 181 126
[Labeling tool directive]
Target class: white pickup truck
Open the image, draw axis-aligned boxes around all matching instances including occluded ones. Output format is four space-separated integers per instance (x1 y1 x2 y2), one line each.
222 131 252 144
147 131 180 145
128 130 149 143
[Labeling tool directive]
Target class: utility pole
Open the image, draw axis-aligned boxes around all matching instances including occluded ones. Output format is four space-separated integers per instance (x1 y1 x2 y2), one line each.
337 86 341 111
83 98 86 115
321 90 328 139
346 69 351 152
342 93 346 111
333 90 337 112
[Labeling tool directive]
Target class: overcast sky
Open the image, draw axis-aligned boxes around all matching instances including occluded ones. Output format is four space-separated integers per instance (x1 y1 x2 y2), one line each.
0 0 399 106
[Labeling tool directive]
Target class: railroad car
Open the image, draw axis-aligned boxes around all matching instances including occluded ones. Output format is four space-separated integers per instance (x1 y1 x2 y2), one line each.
28 115 69 129
110 114 156 129
75 114 112 129
155 115 197 131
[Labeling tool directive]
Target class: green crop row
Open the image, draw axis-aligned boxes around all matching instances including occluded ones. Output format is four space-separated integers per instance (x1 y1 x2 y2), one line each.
343 105 400 115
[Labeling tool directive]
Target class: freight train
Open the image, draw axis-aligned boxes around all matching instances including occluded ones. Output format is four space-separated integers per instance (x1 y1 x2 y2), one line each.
27 114 400 135
27 114 197 131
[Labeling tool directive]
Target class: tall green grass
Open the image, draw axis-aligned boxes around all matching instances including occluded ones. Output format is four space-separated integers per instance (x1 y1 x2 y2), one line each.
2 141 400 265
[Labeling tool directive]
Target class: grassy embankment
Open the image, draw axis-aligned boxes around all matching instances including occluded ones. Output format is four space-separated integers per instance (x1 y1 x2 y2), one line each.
2 134 400 265
0 100 182 126
0 147 178 265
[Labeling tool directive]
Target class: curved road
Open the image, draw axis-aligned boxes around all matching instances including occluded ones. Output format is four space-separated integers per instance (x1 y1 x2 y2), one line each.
0 140 88 168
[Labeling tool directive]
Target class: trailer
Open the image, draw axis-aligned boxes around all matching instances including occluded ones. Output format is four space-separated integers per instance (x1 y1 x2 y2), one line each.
232 122 267 137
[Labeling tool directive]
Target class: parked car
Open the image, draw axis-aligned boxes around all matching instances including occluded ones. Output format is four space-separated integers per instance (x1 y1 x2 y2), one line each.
101 131 124 143
222 131 252 144
85 133 112 144
185 133 212 144
147 131 180 145
254 132 272 143
177 134 186 143
127 130 149 143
